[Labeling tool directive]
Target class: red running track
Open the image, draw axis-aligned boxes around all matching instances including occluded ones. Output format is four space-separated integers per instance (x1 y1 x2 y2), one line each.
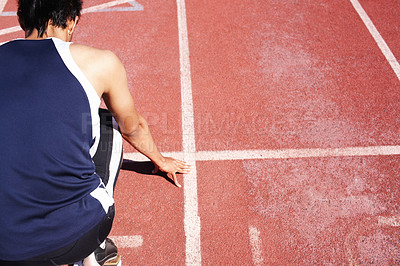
1 0 400 264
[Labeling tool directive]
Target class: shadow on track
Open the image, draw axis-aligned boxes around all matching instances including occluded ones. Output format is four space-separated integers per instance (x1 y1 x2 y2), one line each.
121 159 177 186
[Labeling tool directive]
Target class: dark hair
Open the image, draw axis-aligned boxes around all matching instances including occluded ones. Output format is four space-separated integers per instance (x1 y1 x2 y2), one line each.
17 0 83 37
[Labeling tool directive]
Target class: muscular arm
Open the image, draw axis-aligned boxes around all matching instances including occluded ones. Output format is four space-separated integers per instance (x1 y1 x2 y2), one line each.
100 52 164 164
70 44 189 187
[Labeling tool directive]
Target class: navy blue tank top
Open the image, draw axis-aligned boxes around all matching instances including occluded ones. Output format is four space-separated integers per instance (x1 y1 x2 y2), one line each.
0 39 113 260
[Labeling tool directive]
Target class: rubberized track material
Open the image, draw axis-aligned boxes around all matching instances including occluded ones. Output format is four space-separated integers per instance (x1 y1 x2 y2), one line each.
1 0 400 264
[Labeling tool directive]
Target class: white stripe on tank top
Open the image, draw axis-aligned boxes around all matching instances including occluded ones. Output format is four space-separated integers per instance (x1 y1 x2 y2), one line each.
51 37 101 158
51 37 114 213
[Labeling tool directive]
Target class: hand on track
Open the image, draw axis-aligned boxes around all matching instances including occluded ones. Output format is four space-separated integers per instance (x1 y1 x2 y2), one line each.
153 157 191 188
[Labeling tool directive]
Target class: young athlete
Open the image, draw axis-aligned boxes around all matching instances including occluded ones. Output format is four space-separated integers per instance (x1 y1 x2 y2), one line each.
0 0 190 265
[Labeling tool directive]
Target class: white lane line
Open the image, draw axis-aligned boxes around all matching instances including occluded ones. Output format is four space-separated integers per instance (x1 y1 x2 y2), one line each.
378 215 400 227
249 226 264 266
0 0 132 37
110 235 144 248
0 26 20 36
350 0 400 81
195 145 400 161
176 0 202 265
81 0 131 14
123 145 400 162
0 11 15 16
0 0 7 13
94 1 143 12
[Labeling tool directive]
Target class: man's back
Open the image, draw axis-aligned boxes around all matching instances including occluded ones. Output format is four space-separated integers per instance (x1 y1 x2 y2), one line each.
0 38 110 261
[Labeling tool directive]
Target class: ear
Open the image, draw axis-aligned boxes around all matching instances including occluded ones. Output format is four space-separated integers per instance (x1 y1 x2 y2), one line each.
67 16 79 36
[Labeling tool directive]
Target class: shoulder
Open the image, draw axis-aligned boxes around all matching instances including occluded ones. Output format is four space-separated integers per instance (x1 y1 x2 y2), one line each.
69 43 126 95
69 43 121 69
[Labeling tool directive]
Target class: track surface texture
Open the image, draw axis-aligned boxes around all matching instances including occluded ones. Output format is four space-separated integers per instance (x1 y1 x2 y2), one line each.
1 0 400 265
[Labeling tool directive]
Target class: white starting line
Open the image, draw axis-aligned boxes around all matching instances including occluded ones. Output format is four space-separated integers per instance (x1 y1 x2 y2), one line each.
123 145 400 162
